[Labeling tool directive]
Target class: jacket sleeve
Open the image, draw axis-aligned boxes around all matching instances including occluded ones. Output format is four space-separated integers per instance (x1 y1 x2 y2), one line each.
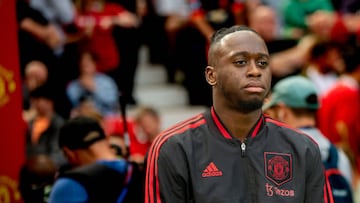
145 137 190 203
305 141 325 203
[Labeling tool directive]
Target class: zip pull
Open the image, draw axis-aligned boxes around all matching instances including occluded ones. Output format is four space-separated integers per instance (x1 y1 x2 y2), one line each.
241 142 246 157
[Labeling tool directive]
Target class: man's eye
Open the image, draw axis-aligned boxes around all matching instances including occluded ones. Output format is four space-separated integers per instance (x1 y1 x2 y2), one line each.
257 60 268 67
234 60 247 65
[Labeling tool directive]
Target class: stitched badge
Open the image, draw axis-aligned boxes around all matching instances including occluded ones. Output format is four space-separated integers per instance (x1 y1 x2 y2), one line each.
264 152 292 186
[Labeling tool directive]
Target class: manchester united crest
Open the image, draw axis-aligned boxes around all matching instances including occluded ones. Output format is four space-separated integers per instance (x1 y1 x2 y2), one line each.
264 152 292 186
0 176 21 203
0 65 16 107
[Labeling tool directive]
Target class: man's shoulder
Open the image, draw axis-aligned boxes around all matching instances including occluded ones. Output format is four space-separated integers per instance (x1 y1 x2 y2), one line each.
61 161 126 179
264 116 319 148
49 177 88 202
154 113 207 145
57 161 129 202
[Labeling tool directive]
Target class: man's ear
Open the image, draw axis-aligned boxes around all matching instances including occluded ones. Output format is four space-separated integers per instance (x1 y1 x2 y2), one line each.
205 65 216 86
63 147 76 163
276 103 291 122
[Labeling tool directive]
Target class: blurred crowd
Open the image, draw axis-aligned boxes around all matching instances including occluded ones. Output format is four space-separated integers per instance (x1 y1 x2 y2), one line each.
16 0 360 202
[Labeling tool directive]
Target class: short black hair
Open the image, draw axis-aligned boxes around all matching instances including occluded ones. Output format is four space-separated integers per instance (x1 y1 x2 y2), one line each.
210 25 260 46
310 41 340 60
208 25 263 66
342 44 360 73
29 83 56 101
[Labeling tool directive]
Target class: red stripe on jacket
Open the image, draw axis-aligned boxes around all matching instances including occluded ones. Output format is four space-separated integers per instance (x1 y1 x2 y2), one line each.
145 114 205 203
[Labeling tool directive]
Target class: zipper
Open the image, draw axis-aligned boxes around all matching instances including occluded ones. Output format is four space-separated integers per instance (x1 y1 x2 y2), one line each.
241 139 247 157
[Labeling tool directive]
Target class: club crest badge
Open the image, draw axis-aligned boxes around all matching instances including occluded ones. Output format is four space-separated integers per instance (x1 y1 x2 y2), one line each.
0 65 16 107
264 152 292 186
0 176 21 203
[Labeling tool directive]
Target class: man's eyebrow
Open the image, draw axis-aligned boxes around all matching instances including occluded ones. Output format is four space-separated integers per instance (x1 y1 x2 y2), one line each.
231 51 270 58
258 53 270 59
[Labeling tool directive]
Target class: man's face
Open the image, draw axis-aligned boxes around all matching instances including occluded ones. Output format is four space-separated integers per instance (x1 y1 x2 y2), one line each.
211 31 271 112
138 113 160 142
249 6 277 41
80 53 97 75
32 97 53 115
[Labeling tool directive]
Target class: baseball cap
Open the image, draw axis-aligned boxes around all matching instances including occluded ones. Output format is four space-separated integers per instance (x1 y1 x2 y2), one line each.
263 75 319 110
59 116 106 150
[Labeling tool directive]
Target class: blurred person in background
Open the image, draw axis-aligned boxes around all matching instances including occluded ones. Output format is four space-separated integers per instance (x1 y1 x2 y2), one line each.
66 50 120 117
17 0 77 118
306 0 360 42
19 154 57 203
27 0 76 56
303 40 345 97
282 0 334 39
107 0 144 105
134 106 161 144
246 0 290 38
26 83 67 169
49 116 144 203
22 60 49 122
141 0 190 84
130 106 161 164
103 105 161 165
73 0 139 107
16 0 63 78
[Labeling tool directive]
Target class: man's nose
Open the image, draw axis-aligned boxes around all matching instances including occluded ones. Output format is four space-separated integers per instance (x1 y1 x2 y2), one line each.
247 60 261 77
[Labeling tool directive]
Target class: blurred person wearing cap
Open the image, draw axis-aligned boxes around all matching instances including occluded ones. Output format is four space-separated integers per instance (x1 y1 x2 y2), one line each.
263 75 353 186
26 83 67 169
48 116 144 203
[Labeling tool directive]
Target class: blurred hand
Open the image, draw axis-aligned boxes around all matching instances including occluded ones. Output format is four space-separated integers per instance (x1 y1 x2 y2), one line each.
307 11 336 38
83 22 95 37
44 24 63 49
165 15 188 33
99 16 113 30
115 11 139 28
79 76 96 92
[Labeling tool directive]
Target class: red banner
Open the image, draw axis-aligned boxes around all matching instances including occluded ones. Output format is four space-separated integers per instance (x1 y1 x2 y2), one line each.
0 0 25 202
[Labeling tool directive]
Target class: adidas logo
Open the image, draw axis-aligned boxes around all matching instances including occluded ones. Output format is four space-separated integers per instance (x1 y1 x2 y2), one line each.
202 162 223 177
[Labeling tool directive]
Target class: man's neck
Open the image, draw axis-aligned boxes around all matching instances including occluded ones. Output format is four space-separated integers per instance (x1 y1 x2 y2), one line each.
292 117 316 129
214 105 262 142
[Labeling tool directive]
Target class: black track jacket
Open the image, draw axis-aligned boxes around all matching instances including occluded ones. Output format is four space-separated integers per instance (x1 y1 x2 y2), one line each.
145 107 325 203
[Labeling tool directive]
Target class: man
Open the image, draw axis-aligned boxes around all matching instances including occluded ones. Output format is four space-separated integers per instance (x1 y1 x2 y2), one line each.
262 75 353 187
144 25 325 202
26 83 66 168
19 154 57 203
48 116 144 203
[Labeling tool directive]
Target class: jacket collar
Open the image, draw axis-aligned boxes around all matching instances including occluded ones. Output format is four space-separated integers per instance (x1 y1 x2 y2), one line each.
210 106 265 139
